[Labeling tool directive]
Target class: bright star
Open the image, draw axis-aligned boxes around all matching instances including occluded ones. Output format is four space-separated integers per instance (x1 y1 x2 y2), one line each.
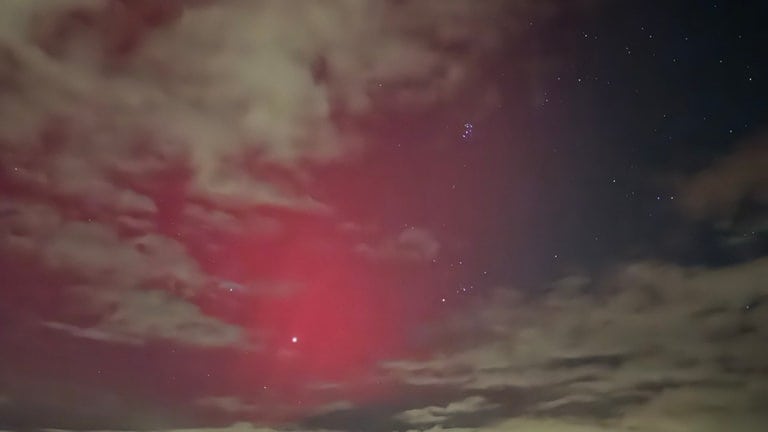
291 336 298 343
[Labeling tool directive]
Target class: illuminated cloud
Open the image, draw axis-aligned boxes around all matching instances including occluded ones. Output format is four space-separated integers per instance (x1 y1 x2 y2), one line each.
356 227 441 262
0 0 513 209
1 200 247 348
385 257 768 429
45 289 248 348
2 1 761 431
0 0 510 354
396 396 498 426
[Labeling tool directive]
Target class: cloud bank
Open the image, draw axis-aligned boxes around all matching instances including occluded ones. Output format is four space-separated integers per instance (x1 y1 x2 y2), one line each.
0 0 514 350
384 257 768 431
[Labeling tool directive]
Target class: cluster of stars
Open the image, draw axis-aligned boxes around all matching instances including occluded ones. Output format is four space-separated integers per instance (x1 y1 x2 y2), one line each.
461 122 473 140
436 259 488 304
456 284 474 294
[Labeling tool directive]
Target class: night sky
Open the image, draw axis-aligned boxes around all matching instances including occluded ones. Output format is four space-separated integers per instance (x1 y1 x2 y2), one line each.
1 1 767 431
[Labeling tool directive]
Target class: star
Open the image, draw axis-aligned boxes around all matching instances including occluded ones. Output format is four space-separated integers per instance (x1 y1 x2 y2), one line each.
291 336 298 344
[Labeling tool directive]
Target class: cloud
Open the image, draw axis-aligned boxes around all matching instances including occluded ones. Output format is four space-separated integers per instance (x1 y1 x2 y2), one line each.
310 401 355 416
0 1 613 430
51 412 768 432
42 321 143 345
396 396 498 426
42 424 302 432
384 256 768 429
182 204 283 238
1 199 204 291
407 417 618 432
679 135 768 222
46 288 247 348
356 227 440 262
0 0 512 355
0 0 514 209
196 397 259 414
1 200 247 348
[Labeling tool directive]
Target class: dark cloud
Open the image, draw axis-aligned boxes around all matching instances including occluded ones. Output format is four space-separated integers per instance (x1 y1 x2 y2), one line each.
195 396 260 415
679 135 768 222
